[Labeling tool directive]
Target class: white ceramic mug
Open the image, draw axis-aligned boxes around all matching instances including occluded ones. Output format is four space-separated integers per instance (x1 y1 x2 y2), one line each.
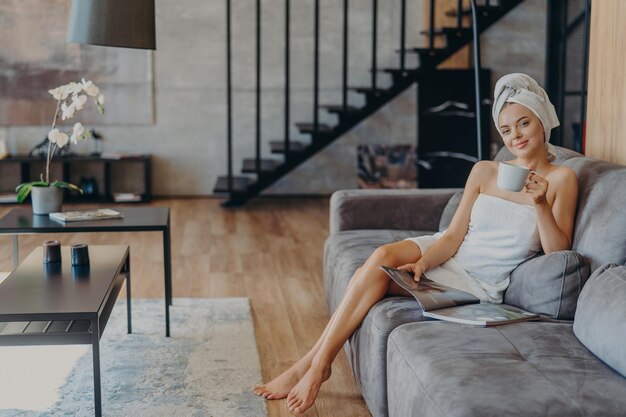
497 162 530 192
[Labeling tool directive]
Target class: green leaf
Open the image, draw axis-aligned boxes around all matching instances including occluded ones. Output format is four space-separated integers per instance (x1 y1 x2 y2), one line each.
15 183 32 203
52 181 83 194
14 181 49 203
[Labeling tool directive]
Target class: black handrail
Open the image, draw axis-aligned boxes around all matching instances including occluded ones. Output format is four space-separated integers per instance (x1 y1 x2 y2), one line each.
284 0 290 156
579 0 591 142
226 0 233 193
255 0 261 172
429 0 436 49
400 0 406 70
313 0 320 132
470 0 483 161
342 0 349 110
457 0 463 28
371 0 378 90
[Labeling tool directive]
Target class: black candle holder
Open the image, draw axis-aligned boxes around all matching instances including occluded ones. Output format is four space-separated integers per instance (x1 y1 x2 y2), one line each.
71 244 90 266
43 240 62 263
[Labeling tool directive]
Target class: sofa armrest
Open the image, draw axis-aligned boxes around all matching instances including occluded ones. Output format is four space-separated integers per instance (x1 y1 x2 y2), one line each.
329 188 461 234
504 250 591 320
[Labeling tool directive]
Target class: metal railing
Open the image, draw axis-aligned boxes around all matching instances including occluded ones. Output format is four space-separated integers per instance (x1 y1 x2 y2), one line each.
223 0 497 195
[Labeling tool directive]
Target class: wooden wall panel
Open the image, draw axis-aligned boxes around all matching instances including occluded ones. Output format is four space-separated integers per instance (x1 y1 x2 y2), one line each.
585 0 626 164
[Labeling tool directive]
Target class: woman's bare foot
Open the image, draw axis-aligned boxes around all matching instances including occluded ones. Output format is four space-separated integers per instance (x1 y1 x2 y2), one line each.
286 363 332 414
253 359 310 400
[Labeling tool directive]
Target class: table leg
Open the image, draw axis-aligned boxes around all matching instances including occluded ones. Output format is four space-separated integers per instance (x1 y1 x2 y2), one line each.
163 226 173 306
126 254 132 334
163 226 171 338
92 319 102 417
12 235 19 269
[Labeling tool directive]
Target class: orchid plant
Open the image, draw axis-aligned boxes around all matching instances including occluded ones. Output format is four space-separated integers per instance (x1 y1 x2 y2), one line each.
16 79 105 202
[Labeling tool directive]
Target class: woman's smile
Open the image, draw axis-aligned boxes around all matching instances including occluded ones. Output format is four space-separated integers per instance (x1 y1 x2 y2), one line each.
514 140 529 149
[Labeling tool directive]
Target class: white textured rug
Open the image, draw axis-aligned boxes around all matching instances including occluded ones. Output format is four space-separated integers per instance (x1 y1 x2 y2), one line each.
0 298 267 417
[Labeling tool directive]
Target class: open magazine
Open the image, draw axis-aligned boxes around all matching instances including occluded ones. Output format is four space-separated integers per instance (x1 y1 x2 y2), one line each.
49 208 123 222
379 266 539 326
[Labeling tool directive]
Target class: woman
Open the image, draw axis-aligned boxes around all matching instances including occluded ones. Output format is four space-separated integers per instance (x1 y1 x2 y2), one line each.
253 73 579 414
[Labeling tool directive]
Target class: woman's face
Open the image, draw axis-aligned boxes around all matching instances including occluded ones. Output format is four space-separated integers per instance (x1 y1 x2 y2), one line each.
498 103 545 158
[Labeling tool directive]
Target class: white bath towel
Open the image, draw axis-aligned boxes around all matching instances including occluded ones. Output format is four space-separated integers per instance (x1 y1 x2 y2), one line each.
406 193 542 303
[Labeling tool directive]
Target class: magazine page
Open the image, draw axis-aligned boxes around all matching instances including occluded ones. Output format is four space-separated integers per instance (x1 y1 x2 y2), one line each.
379 266 479 311
423 303 540 326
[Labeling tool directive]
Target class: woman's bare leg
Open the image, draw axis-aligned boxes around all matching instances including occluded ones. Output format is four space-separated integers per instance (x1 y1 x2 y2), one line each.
265 240 421 413
253 265 367 399
253 241 419 401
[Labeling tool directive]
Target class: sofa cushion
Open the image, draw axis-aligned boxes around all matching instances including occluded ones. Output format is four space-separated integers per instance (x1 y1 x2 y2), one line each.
387 321 626 417
573 264 626 378
504 250 590 319
564 157 626 270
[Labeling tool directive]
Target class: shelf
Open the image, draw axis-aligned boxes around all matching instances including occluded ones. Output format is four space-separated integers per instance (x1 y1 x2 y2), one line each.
0 154 152 204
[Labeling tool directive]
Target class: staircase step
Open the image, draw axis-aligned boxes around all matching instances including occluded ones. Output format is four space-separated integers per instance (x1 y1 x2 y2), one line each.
296 122 333 135
400 47 447 56
444 5 500 18
213 176 252 193
321 104 360 114
270 140 306 154
242 158 281 174
441 27 473 44
419 28 446 37
350 86 388 99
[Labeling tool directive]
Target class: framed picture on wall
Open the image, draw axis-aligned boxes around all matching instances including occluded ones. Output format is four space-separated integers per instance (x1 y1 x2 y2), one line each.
357 144 417 189
0 0 154 126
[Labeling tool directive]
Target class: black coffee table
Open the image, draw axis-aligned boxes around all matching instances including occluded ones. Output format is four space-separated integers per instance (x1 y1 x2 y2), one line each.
0 207 172 337
0 245 131 417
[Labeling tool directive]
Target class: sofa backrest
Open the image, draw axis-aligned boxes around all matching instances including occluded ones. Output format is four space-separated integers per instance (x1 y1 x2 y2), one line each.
564 157 626 271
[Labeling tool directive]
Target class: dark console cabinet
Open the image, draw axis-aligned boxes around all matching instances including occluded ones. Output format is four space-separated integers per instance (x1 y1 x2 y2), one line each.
0 155 151 203
417 69 491 188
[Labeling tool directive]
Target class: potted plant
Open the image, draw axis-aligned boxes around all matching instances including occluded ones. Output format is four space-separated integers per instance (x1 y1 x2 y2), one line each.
16 79 105 215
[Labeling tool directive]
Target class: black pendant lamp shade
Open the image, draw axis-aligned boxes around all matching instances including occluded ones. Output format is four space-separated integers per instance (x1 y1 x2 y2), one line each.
67 0 156 50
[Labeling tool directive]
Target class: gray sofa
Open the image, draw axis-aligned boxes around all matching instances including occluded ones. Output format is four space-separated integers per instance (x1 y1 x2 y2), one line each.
324 146 626 417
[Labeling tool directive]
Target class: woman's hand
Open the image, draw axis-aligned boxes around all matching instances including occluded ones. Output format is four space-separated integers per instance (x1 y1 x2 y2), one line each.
397 262 426 282
524 171 549 205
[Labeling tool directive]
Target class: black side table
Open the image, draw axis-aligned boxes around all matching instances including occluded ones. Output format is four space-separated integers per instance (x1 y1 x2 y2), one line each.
0 245 131 417
0 207 172 337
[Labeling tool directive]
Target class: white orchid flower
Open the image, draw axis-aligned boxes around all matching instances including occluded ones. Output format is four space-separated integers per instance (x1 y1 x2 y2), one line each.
70 122 85 145
97 94 105 106
81 78 100 97
48 129 69 148
72 94 88 111
48 85 70 101
66 82 83 95
61 101 76 120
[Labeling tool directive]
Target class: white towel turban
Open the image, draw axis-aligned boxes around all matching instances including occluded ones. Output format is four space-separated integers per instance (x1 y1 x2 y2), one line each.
492 73 559 159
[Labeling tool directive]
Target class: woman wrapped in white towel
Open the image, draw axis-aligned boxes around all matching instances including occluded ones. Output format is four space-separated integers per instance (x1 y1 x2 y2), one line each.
253 73 579 414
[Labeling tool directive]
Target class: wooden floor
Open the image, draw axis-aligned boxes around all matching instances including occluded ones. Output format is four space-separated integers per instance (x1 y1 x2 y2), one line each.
0 198 372 417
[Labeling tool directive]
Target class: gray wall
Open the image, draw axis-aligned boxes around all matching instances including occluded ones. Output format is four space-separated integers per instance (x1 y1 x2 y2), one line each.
0 0 546 196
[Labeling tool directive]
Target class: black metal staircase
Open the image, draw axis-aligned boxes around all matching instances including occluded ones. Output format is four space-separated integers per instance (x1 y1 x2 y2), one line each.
216 0 525 206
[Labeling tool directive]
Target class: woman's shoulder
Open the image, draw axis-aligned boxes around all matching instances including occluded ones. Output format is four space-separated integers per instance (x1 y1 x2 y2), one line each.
472 160 498 174
547 164 577 185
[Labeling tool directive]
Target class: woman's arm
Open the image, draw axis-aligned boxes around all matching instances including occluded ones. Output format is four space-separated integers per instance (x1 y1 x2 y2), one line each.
525 167 578 253
398 161 489 280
